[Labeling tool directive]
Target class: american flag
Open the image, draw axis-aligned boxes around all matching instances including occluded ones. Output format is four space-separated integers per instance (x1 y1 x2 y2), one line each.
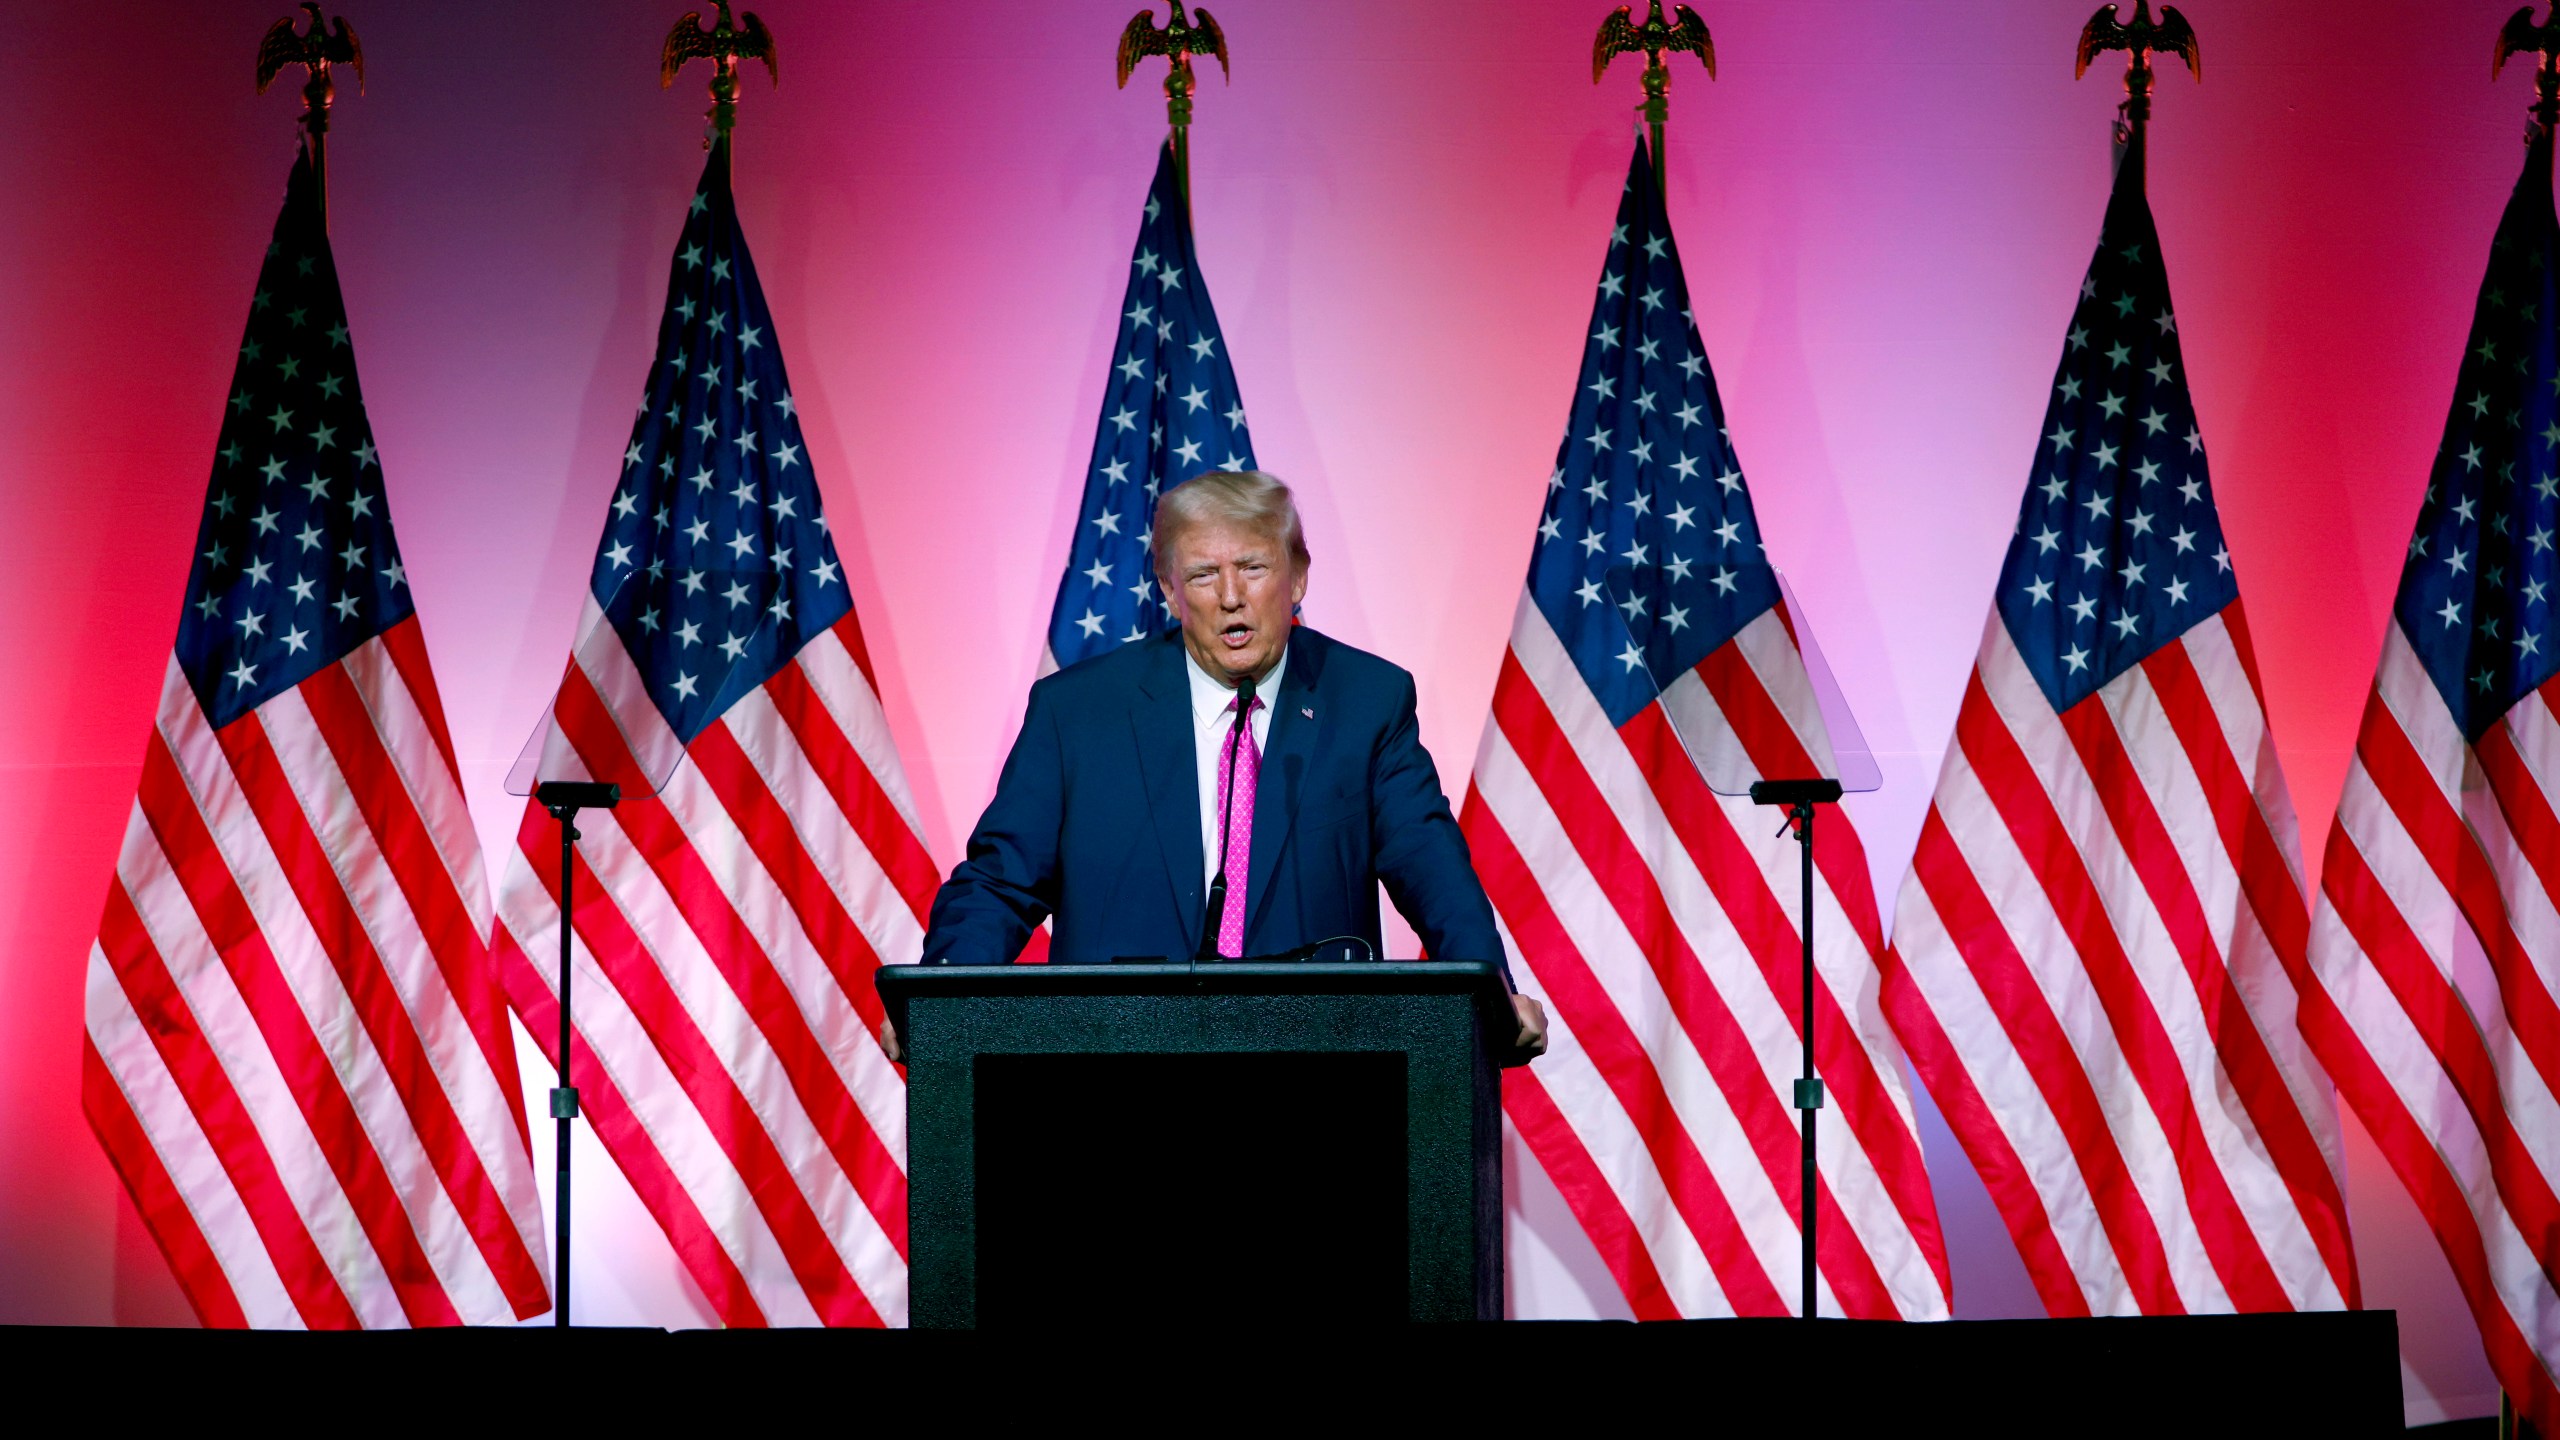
1458 142 1950 1319
82 150 550 1327
1881 145 2359 1316
1044 141 1255 671
491 145 937 1326
2303 133 2560 1430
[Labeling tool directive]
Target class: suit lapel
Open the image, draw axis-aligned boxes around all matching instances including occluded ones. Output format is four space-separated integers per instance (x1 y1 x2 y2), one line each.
1131 635 1204 949
1243 629 1324 941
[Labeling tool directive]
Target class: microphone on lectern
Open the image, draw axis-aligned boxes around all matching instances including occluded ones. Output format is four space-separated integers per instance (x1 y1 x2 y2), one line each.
1196 673 1258 962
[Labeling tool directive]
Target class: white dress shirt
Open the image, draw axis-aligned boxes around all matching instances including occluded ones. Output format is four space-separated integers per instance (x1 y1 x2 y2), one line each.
1186 643 1287 894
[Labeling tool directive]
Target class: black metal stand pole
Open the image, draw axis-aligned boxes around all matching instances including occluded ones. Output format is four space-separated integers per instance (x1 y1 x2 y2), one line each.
1750 777 1841 1320
552 808 577 1326
1792 797 1819 1321
534 780 619 1328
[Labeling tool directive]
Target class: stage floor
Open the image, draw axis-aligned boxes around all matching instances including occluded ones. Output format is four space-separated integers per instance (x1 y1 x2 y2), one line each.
7 1310 2409 1433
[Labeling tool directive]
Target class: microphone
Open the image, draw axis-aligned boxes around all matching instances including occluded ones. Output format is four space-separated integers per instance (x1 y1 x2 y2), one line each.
1197 673 1258 962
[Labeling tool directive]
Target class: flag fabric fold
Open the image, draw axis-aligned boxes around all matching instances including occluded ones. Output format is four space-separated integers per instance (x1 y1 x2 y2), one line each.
1044 141 1256 672
1461 142 1951 1320
83 150 550 1328
2303 132 2560 1431
1881 143 2359 1318
491 144 937 1327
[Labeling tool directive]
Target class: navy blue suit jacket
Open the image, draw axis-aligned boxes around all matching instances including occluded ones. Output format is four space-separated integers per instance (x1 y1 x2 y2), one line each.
921 627 1508 981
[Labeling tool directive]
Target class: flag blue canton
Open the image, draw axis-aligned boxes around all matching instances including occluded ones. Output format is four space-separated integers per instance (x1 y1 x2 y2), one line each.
1045 142 1256 670
1995 152 2238 713
1527 141 1775 728
176 151 411 729
591 145 848 743
2392 138 2560 742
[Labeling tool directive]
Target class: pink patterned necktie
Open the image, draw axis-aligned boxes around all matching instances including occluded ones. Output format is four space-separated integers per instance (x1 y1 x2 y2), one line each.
1215 693 1263 958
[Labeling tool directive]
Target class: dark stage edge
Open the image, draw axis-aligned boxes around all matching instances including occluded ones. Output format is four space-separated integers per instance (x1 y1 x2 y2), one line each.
7 1311 2407 1433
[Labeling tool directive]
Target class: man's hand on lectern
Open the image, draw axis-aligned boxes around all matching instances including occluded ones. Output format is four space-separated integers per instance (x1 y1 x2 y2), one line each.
1512 992 1548 1058
878 1016 904 1065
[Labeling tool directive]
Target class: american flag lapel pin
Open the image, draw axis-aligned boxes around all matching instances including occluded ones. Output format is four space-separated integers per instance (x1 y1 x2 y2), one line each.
1300 706 1313 719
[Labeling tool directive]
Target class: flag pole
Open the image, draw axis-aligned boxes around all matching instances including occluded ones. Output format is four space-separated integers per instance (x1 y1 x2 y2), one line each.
1117 2 1231 223
1593 1 1714 194
255 4 363 231
663 1 778 181
2075 1 2200 190
2478 17 2560 1432
2484 26 2557 1439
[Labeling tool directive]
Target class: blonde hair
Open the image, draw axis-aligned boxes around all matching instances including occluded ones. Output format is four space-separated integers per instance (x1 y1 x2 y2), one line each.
1150 470 1310 581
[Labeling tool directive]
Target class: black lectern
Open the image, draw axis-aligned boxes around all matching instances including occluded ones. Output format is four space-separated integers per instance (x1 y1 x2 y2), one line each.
878 961 1520 1328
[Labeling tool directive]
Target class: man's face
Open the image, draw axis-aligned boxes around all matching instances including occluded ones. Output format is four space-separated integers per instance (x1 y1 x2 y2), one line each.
1162 515 1306 686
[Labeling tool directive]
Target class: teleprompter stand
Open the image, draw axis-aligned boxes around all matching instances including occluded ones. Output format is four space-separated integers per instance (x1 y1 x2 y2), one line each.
533 780 618 1327
1628 570 1878 1320
1748 777 1842 1321
507 583 699 1325
507 622 688 1326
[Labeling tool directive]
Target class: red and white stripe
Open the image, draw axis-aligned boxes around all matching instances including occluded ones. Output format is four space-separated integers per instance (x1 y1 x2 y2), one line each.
83 624 551 1327
492 599 937 1327
2306 623 2560 1432
1883 601 2358 1317
1462 595 1951 1319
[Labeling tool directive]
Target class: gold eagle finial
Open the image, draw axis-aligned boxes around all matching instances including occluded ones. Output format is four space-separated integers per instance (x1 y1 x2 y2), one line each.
2494 5 2560 139
2075 1 2200 83
662 2 776 90
256 3 362 115
2076 0 2197 143
2496 4 2560 80
1592 0 1714 86
1593 1 1713 185
1117 2 1229 92
662 2 777 149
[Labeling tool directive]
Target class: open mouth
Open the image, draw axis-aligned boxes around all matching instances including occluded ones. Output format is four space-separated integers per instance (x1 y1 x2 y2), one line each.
1220 622 1255 650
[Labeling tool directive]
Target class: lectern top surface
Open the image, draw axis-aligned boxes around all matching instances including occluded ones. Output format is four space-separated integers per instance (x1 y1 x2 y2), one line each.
876 957 1502 992
874 960 1528 1066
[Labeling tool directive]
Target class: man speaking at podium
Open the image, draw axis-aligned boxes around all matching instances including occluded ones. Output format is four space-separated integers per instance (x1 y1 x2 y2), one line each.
903 471 1546 1058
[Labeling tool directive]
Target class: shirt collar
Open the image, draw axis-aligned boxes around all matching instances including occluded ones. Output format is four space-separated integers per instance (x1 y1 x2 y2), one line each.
1184 639 1288 724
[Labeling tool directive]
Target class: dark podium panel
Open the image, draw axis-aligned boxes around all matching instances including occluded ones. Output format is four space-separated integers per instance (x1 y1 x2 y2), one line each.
878 961 1519 1328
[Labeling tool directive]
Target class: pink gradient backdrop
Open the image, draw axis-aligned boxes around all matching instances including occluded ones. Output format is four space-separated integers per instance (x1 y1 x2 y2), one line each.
0 0 2519 1417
